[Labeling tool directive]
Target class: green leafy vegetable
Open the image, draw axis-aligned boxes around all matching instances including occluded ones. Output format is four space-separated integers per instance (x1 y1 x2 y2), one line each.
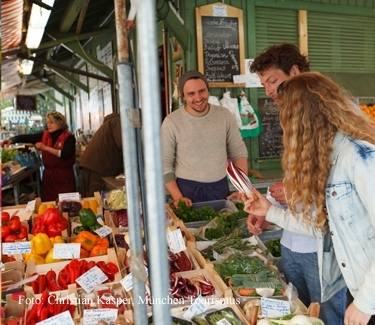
173 201 218 222
265 238 281 257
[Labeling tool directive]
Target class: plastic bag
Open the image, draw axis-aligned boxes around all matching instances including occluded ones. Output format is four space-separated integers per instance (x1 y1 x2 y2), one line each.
220 91 242 128
238 90 262 138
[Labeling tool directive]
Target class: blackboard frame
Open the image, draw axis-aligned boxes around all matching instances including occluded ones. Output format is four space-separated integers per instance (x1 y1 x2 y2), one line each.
15 95 37 112
196 3 245 88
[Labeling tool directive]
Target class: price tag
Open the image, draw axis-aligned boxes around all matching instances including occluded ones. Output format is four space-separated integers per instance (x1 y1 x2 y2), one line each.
166 228 186 254
83 308 118 325
94 225 112 238
261 297 290 318
217 319 231 325
76 266 108 293
53 243 80 259
2 242 31 255
26 200 36 212
183 295 210 320
233 75 247 84
120 273 133 292
36 310 74 325
59 192 80 201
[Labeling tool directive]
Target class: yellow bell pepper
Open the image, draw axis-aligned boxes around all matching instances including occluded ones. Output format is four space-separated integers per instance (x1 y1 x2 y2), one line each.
38 204 47 216
23 253 45 265
45 248 63 263
31 233 52 255
50 236 65 245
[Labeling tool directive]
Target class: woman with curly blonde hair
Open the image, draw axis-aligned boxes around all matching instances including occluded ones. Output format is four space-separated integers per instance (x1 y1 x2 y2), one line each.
243 72 375 325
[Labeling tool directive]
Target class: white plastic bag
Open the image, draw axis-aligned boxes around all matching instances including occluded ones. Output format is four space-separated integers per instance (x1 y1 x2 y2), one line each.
220 91 242 128
239 90 259 130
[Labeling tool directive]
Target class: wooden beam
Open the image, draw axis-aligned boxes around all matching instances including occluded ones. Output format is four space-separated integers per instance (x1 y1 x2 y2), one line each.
59 0 84 33
76 0 91 35
298 10 308 57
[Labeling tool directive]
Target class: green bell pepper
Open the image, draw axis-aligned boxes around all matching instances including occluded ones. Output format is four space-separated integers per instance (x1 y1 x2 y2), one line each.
79 208 98 227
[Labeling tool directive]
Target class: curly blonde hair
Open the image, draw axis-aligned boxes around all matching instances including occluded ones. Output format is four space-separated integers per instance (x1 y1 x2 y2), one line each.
278 72 375 229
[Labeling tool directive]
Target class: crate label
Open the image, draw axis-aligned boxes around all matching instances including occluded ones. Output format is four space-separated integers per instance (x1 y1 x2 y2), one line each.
53 243 80 259
2 241 31 255
120 273 133 292
59 192 80 201
261 297 290 318
183 295 210 320
94 225 112 238
167 228 186 253
26 200 36 212
36 310 74 325
76 266 108 293
217 319 231 325
83 308 118 325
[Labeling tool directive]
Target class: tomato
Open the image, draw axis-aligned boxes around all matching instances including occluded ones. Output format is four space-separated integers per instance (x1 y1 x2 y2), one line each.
1 225 11 238
16 225 28 239
8 216 21 232
1 211 10 223
4 234 18 242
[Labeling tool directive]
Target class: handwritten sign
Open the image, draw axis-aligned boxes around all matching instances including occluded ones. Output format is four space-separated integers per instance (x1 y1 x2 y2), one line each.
261 297 290 318
36 311 74 325
196 3 245 88
183 295 211 320
94 225 112 238
166 228 186 253
258 98 283 157
58 192 80 201
76 266 108 293
53 243 80 259
120 267 148 292
83 309 118 325
26 200 36 212
2 242 31 255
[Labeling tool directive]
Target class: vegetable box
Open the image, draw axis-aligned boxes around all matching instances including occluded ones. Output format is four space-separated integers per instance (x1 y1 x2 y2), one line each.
254 236 283 272
23 284 81 325
24 247 122 293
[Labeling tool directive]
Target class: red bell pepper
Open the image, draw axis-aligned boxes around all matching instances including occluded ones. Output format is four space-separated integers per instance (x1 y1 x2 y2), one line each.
16 225 28 239
80 260 89 275
97 261 119 281
40 307 49 321
37 274 47 293
36 290 49 319
68 259 81 285
8 216 21 232
47 223 62 237
57 265 70 289
26 303 38 324
31 221 47 235
29 273 39 294
46 270 63 292
48 294 56 315
87 261 96 270
41 208 60 225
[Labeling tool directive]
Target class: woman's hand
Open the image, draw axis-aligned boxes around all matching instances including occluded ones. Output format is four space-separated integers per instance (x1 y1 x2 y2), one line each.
269 182 287 205
173 197 192 209
344 302 371 325
243 187 272 216
35 142 45 150
1 139 12 148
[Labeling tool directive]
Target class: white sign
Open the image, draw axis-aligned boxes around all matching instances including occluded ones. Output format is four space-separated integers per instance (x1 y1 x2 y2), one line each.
166 228 186 254
26 200 36 212
245 59 263 88
53 243 81 259
2 241 31 255
36 310 74 325
213 5 227 17
183 295 211 320
4 273 39 291
233 75 247 84
261 297 290 317
59 192 80 201
83 308 118 325
94 225 112 238
120 266 148 292
76 266 108 293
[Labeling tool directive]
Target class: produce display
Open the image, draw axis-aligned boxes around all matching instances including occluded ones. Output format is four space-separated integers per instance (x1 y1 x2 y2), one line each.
1 211 27 242
360 104 375 121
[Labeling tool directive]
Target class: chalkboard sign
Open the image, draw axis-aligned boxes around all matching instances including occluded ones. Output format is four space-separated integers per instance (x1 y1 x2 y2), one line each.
196 3 245 88
16 95 37 111
258 98 284 157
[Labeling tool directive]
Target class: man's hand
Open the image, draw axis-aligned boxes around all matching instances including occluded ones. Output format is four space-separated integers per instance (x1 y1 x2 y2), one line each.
173 197 192 209
269 182 288 205
247 214 270 235
227 191 241 201
344 302 371 325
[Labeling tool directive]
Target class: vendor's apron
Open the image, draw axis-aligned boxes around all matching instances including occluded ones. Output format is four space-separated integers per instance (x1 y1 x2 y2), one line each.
42 130 76 201
176 177 230 203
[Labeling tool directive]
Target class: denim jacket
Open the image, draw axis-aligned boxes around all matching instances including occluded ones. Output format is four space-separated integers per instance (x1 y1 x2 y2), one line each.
266 130 375 314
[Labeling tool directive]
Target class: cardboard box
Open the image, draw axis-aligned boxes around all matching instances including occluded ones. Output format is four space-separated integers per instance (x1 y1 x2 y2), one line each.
24 248 122 292
6 292 26 318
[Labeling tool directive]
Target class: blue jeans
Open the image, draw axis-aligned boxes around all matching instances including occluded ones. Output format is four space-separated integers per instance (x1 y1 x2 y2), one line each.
281 245 346 325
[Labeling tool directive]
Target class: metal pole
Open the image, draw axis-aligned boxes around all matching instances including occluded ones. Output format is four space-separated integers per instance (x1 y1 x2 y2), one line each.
137 0 171 324
114 0 148 324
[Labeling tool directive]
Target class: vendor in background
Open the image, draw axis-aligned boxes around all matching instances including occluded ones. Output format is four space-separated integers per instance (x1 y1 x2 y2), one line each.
79 113 123 197
161 70 248 208
1 111 76 201
243 72 375 325
249 43 346 325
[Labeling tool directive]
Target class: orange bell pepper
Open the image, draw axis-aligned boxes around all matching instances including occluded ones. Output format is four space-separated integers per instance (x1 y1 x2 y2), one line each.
76 230 98 243
73 236 96 251
96 237 109 248
80 248 90 258
89 245 108 257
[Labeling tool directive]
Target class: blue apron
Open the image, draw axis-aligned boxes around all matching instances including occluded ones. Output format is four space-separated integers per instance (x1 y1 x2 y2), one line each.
176 177 230 203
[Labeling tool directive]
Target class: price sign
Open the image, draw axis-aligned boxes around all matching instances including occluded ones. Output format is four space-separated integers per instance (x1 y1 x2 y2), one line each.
76 266 108 293
94 225 112 238
261 297 290 318
59 192 80 201
83 309 118 325
2 242 31 255
26 200 36 212
53 243 80 259
120 267 148 292
36 310 74 325
183 295 210 320
166 228 186 253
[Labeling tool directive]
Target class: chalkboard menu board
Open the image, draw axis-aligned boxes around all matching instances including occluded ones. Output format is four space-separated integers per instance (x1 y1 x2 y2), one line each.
258 98 284 157
16 95 37 111
196 3 245 88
